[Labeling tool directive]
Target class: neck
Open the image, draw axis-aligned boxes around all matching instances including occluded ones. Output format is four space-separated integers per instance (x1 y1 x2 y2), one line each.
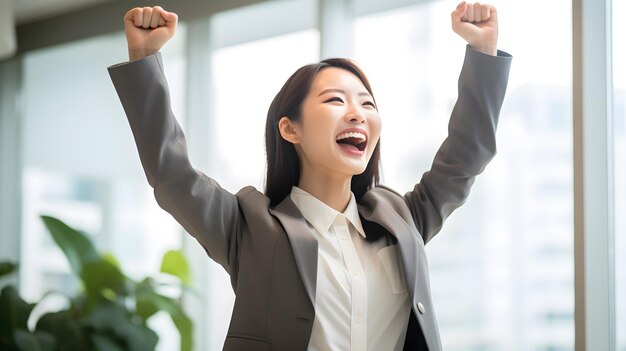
297 170 352 213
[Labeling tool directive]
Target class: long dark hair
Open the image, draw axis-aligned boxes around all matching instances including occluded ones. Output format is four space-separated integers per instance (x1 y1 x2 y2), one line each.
264 58 381 207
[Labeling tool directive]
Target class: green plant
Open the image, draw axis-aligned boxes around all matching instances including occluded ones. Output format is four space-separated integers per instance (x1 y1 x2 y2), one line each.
0 215 192 351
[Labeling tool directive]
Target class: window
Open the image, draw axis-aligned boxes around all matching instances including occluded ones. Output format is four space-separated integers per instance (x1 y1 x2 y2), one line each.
355 0 573 349
20 26 187 350
6 0 620 349
211 30 320 192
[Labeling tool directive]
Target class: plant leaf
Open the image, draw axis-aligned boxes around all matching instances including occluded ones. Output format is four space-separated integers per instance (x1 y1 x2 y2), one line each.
0 286 35 345
81 300 128 332
0 262 17 278
0 286 35 351
78 259 128 316
138 292 192 351
81 259 127 298
91 333 124 351
13 329 56 351
135 278 158 321
160 250 190 285
101 253 121 269
83 300 158 351
116 323 158 351
40 215 100 276
36 310 88 351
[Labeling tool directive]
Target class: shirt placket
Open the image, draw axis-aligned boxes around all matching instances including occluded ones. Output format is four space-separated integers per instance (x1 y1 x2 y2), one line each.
333 215 367 351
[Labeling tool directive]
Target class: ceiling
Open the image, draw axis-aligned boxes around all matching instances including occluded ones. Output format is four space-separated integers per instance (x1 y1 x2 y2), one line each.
13 0 114 25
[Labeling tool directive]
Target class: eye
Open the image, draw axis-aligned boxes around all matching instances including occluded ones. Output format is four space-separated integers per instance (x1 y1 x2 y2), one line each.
324 97 344 103
363 101 376 108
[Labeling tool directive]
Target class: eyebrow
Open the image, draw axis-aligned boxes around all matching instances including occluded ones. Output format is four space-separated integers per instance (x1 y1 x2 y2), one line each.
317 88 372 98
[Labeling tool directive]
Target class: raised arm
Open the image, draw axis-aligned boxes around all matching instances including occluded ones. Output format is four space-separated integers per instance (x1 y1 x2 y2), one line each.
404 2 512 244
107 7 241 274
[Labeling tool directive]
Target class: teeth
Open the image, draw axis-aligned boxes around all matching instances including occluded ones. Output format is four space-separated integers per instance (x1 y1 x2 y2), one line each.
336 132 367 142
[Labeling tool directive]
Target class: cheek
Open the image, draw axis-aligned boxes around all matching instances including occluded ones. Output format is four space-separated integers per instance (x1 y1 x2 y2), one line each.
369 114 382 141
302 120 327 142
301 110 336 145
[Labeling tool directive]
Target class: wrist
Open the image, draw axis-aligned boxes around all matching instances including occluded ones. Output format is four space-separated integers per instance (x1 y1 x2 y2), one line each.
128 48 158 61
470 43 497 56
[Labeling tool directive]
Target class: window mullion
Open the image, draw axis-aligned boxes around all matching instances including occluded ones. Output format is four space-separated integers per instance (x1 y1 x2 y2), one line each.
181 17 216 351
0 56 22 290
318 0 355 59
573 0 615 349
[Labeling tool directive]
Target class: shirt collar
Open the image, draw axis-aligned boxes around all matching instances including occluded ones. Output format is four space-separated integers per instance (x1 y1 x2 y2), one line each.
290 186 366 238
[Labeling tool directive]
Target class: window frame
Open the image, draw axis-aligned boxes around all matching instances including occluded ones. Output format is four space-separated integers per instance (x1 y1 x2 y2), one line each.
572 0 616 349
0 0 618 349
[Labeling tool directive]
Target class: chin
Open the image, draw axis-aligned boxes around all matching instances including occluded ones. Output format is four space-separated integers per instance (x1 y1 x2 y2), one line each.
346 156 372 174
344 163 368 176
328 151 371 176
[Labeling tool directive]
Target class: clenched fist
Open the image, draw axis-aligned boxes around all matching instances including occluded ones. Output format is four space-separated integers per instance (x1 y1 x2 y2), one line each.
451 2 498 56
124 6 178 61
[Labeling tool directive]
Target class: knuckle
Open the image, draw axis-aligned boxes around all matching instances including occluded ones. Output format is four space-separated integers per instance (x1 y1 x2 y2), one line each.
127 7 141 16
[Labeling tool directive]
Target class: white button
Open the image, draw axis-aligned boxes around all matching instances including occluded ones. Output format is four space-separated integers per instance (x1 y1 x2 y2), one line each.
340 235 348 240
355 315 362 322
417 302 426 314
353 271 360 276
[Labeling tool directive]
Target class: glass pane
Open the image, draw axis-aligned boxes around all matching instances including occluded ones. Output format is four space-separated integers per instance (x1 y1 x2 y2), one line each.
355 1 573 350
613 0 625 348
206 28 319 350
21 26 187 350
212 30 320 191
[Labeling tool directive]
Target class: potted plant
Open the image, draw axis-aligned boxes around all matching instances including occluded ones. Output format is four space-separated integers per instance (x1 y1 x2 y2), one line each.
0 215 192 351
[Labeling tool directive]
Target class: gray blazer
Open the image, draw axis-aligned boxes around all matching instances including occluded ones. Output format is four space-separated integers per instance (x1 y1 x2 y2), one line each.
108 45 512 351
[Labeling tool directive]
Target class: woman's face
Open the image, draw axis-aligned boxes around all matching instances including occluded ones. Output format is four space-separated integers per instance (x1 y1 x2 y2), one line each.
285 67 382 178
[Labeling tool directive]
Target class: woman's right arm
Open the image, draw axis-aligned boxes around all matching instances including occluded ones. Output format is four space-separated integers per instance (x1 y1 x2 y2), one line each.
107 7 241 275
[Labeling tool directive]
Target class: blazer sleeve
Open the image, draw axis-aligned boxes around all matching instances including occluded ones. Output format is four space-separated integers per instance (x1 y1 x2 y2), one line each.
404 45 512 244
107 52 241 275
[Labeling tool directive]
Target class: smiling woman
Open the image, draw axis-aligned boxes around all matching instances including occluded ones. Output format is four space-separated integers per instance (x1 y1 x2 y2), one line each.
107 3 511 350
268 60 382 210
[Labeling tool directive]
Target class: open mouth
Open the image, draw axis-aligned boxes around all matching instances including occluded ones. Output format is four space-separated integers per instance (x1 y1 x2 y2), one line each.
336 131 367 152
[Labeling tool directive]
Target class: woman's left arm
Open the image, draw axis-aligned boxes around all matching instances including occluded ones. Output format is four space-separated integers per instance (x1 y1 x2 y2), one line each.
404 2 513 244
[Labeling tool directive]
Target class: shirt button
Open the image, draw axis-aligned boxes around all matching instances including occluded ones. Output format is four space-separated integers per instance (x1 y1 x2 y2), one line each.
356 315 362 322
417 302 426 314
340 235 348 240
353 271 360 276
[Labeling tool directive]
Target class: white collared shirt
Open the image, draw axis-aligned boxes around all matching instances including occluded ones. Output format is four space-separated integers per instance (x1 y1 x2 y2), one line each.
290 186 411 351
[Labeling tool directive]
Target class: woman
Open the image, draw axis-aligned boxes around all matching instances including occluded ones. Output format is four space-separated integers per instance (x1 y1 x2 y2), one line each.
108 2 512 350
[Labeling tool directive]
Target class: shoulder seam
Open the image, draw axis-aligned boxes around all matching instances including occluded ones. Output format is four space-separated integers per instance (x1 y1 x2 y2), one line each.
374 184 403 198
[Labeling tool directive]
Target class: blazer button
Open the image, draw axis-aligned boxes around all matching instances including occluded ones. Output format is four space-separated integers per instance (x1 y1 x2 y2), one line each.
417 302 426 314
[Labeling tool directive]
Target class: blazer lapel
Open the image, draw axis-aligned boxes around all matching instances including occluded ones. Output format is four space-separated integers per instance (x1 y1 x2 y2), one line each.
269 197 318 306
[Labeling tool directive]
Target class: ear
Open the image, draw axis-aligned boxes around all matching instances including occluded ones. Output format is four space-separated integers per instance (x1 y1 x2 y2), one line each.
278 116 301 144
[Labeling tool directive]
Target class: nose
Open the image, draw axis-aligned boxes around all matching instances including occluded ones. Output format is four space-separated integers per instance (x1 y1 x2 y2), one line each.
345 106 366 124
